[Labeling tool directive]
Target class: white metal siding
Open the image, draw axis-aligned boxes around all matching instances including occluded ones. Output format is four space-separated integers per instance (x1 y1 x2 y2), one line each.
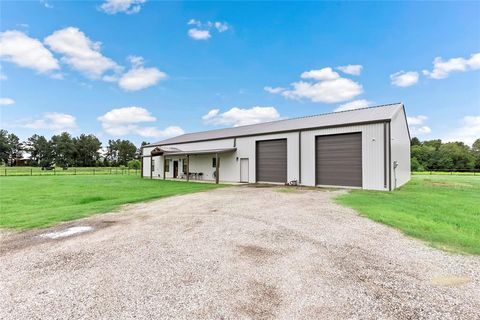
390 108 411 188
301 123 386 190
142 156 151 178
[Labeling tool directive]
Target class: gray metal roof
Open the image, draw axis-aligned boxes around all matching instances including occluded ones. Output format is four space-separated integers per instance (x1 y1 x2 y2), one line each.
148 103 404 147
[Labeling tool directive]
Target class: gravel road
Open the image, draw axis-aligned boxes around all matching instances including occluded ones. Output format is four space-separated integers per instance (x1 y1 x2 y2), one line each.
1 186 479 320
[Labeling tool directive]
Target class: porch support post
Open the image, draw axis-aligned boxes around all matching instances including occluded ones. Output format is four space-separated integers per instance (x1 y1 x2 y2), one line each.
186 155 190 182
141 156 144 178
215 153 219 184
163 156 166 180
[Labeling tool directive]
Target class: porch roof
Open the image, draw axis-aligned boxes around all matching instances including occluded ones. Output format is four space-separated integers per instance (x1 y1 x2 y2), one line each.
151 147 236 156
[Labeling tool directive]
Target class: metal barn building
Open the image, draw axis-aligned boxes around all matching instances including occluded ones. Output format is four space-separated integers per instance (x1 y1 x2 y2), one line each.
142 103 411 190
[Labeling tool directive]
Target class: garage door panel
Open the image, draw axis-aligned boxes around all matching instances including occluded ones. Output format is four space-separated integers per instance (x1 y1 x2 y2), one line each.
316 133 362 187
256 139 287 183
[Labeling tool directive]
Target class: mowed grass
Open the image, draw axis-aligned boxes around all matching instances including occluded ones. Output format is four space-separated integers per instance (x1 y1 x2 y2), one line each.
336 175 480 255
0 175 225 230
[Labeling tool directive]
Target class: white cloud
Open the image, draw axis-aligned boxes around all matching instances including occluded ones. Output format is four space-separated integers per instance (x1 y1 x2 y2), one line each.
301 67 340 81
335 99 371 112
423 52 480 79
99 0 146 14
187 19 201 26
134 126 184 138
202 106 280 127
0 73 6 80
264 86 285 94
267 67 363 104
282 78 363 103
98 106 155 125
118 55 166 91
23 112 77 131
390 71 419 87
98 106 183 138
187 20 230 40
214 22 230 32
407 115 431 136
40 0 53 9
188 28 211 40
443 116 480 145
337 64 363 76
44 27 121 79
407 115 428 126
0 97 15 105
0 30 59 73
411 126 432 135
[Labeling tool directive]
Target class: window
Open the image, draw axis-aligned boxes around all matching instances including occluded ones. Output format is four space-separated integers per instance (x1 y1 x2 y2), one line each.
183 158 188 173
212 157 216 168
165 159 170 172
151 158 155 171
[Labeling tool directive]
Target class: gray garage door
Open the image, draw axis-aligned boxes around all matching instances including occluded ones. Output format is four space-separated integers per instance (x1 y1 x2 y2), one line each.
315 133 362 187
256 139 287 183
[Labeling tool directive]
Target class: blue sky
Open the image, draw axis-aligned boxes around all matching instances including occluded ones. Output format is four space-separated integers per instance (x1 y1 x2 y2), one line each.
1 1 479 145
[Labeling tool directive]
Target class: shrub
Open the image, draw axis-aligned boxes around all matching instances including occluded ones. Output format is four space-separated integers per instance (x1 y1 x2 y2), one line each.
127 159 141 170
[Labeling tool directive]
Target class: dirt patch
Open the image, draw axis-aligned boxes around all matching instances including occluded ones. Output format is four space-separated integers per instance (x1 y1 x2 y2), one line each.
237 244 280 262
274 187 301 193
0 219 118 256
236 280 282 320
423 179 473 188
431 276 471 287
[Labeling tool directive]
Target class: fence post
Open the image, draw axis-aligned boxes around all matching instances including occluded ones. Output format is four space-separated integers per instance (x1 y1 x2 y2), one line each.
5 168 6 176
54 168 56 176
116 168 118 175
31 168 33 176
75 168 76 175
110 168 112 175
93 169 95 175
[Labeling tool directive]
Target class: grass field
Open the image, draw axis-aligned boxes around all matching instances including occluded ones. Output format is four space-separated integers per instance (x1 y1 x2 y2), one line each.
336 175 480 255
0 175 224 229
0 166 139 176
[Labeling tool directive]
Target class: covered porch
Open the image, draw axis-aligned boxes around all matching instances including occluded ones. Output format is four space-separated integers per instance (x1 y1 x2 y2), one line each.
143 147 237 184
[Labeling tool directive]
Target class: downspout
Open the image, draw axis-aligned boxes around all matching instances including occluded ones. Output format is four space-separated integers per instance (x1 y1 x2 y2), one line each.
298 130 302 185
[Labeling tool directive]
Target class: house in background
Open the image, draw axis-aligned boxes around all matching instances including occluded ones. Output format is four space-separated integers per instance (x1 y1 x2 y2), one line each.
142 103 411 190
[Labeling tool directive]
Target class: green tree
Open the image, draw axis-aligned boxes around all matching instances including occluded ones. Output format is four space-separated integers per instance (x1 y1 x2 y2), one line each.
6 133 23 166
117 140 137 165
0 130 9 165
73 134 102 166
127 159 141 170
472 139 480 169
410 157 424 171
410 137 421 146
438 142 475 170
25 134 53 166
51 132 76 168
106 139 137 166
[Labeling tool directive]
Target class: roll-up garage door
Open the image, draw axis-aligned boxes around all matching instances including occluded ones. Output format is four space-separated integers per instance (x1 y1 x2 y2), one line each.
256 139 287 183
315 133 362 187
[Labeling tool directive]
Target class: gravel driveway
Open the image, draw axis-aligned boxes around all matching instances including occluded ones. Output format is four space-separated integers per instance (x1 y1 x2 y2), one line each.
1 186 479 319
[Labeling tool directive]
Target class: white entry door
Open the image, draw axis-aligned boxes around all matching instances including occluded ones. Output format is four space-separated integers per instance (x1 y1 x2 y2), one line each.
240 158 249 183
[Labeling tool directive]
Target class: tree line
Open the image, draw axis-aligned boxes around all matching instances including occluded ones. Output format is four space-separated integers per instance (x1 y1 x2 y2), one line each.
0 130 148 168
411 137 480 171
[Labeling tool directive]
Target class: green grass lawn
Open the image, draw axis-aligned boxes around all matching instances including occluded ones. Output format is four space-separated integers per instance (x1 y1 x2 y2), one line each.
336 175 480 255
0 175 225 230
